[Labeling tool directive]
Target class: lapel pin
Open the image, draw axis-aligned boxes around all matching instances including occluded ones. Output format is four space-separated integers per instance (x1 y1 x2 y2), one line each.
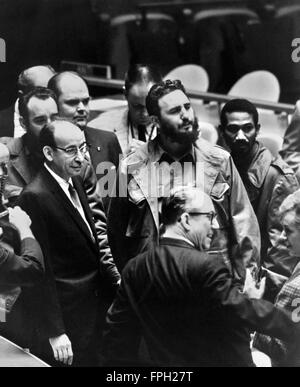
97 146 101 152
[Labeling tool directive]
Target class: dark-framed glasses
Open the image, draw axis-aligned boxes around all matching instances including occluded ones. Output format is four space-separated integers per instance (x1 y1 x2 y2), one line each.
188 211 217 224
225 123 256 134
54 143 90 157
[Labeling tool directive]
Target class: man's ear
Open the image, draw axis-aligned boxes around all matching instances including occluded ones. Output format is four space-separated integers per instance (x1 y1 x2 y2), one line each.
179 212 191 232
43 146 54 162
19 116 27 130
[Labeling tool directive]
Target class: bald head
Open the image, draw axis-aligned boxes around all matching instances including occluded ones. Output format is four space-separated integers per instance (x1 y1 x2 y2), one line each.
40 119 86 180
48 72 90 129
18 65 56 95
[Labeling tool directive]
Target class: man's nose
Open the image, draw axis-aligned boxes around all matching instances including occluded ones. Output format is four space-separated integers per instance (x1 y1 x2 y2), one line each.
77 101 86 111
74 150 85 162
212 217 219 230
235 129 248 141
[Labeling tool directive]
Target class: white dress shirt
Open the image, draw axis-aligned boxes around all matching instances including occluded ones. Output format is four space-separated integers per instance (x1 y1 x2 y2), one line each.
44 163 94 240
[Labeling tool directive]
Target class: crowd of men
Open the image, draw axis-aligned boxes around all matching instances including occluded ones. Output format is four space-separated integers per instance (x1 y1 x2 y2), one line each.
1 63 300 367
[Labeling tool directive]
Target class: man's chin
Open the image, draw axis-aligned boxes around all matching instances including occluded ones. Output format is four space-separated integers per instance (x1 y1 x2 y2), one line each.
74 118 87 129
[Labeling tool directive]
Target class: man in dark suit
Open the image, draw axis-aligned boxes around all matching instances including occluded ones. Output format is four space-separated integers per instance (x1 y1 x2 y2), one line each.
0 88 120 289
18 119 119 367
104 186 300 367
47 71 122 180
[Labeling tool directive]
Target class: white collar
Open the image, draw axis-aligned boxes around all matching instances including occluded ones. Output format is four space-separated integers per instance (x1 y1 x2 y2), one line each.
44 163 71 189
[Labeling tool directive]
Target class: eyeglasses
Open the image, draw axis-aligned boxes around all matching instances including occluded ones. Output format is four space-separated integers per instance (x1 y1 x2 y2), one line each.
188 211 217 224
225 123 256 134
54 143 90 157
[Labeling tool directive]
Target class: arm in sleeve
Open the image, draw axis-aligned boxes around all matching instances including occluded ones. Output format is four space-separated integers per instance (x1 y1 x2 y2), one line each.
17 192 66 338
227 156 261 282
102 266 142 366
0 237 44 287
82 161 120 285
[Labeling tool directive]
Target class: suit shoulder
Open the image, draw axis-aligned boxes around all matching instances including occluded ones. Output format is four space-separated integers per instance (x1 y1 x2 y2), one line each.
86 126 119 144
88 108 127 131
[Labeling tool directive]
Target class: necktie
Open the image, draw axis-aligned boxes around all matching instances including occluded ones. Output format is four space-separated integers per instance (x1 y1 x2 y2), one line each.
68 184 81 208
68 184 95 242
138 125 147 142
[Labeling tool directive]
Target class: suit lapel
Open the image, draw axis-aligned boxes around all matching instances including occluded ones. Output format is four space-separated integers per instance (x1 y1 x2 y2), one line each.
72 176 99 246
42 169 97 250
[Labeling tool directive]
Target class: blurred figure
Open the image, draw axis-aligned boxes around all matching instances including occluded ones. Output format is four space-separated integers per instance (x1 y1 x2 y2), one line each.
254 189 300 367
104 187 298 367
219 99 299 280
0 142 44 349
280 100 300 182
89 64 162 154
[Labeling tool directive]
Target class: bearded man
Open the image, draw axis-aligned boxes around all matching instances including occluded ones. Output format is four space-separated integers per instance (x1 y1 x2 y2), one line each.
107 80 260 283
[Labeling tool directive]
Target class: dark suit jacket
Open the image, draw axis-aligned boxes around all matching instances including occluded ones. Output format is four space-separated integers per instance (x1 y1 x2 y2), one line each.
85 126 122 178
104 238 300 367
17 168 109 354
0 135 120 286
0 237 44 348
0 104 14 137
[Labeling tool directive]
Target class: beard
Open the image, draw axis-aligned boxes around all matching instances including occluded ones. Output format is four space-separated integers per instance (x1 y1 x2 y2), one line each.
160 117 200 144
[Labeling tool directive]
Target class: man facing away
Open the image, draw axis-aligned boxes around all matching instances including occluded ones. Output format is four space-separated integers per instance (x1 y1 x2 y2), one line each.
18 119 119 367
218 99 299 280
104 187 300 367
107 80 261 283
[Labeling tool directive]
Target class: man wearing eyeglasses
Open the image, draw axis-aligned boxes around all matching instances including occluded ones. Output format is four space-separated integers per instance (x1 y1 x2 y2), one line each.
219 99 299 283
17 119 118 367
104 187 300 367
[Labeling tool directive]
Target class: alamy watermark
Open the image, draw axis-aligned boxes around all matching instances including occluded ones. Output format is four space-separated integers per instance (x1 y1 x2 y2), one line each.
0 38 6 63
291 38 300 63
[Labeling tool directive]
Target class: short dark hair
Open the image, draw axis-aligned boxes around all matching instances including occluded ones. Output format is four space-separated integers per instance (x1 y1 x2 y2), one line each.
48 71 87 97
124 64 162 94
19 87 57 124
162 186 197 226
17 65 56 94
39 121 57 151
220 98 259 128
146 79 187 117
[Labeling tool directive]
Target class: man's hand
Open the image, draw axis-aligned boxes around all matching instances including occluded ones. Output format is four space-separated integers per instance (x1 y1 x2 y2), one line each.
8 206 34 240
243 268 266 300
49 334 73 366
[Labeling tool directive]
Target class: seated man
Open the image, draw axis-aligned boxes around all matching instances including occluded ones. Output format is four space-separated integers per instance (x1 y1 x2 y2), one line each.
89 64 162 154
103 187 300 367
219 99 299 279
